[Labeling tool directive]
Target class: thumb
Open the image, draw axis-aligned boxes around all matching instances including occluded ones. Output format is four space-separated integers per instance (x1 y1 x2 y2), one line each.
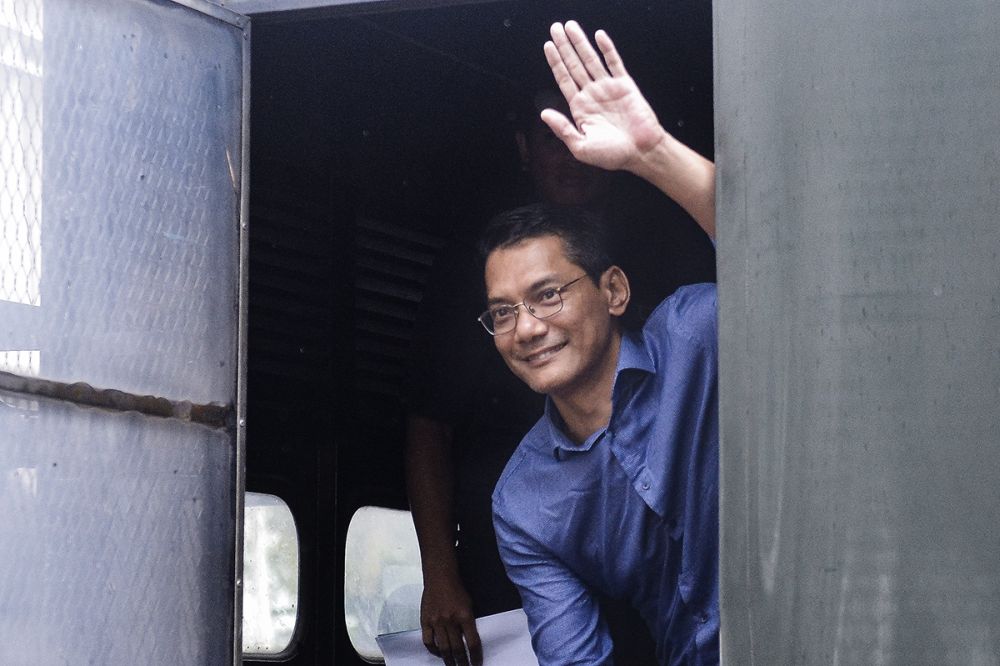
540 108 584 153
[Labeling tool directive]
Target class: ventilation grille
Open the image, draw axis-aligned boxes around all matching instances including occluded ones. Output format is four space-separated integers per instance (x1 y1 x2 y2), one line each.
248 201 335 390
354 217 446 398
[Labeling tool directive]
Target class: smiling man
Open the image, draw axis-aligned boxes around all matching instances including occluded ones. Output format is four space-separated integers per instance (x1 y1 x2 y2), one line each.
482 22 719 665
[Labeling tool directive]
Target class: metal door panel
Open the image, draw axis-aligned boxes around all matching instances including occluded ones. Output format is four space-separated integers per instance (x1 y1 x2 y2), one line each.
0 389 234 664
0 0 246 406
716 0 1000 662
0 0 248 663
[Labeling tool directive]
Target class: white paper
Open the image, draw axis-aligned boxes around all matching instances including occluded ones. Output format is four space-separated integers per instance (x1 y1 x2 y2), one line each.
377 608 539 666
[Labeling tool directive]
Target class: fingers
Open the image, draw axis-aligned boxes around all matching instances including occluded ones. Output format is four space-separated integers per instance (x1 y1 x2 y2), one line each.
428 625 456 666
422 623 441 657
423 621 460 666
423 618 476 666
595 29 628 77
549 22 593 90
543 40 580 106
445 624 470 666
564 20 609 81
462 617 484 666
546 21 620 93
539 108 583 151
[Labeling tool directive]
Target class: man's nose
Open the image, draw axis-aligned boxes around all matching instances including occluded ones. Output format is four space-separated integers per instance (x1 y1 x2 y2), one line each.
513 307 546 342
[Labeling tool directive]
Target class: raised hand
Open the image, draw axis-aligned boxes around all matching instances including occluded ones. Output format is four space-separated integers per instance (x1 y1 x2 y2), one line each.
541 21 665 173
542 20 716 237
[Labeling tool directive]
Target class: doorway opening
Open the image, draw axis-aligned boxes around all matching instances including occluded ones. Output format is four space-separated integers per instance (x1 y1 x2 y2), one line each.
243 2 714 662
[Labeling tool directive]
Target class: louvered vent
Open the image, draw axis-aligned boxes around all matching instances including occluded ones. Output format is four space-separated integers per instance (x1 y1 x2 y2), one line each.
354 217 446 398
248 201 335 391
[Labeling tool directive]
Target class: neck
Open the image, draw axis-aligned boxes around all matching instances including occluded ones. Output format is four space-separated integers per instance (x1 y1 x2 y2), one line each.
550 331 622 444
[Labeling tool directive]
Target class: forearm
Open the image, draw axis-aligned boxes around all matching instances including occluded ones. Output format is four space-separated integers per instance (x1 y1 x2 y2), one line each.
494 510 612 664
407 415 485 664
629 129 716 240
405 415 462 584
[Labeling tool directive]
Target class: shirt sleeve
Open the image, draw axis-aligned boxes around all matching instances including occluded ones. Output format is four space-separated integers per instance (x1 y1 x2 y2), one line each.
493 504 614 666
647 282 718 352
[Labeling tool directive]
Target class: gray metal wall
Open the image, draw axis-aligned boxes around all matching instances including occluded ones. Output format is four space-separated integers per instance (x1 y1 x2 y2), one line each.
0 0 247 663
0 390 235 663
715 0 1000 663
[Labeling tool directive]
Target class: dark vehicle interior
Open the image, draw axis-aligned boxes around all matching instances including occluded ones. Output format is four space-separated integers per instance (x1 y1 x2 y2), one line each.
243 0 714 662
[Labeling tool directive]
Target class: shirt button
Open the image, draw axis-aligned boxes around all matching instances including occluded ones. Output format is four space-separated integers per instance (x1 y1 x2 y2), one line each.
641 482 650 491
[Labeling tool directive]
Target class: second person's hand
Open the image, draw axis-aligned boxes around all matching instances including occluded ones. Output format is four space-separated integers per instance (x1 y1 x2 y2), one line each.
420 573 484 666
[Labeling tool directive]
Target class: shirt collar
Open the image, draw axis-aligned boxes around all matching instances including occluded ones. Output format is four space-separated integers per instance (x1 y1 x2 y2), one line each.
543 399 598 458
610 328 656 419
616 328 656 376
542 328 655 459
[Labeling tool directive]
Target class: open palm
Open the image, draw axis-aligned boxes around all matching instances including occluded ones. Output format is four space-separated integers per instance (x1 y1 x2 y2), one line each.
541 22 664 172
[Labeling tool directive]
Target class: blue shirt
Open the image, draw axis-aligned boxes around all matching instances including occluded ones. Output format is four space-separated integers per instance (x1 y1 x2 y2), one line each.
492 284 719 666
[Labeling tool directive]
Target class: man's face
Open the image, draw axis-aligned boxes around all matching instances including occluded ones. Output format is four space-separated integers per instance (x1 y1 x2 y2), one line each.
484 235 621 399
520 123 611 207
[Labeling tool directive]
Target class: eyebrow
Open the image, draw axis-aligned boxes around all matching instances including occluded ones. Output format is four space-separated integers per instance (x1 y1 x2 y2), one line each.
487 275 561 307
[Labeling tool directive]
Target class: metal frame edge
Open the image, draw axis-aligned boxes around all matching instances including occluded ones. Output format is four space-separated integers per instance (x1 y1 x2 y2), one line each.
232 15 252 666
162 2 249 662
219 0 501 18
170 0 251 27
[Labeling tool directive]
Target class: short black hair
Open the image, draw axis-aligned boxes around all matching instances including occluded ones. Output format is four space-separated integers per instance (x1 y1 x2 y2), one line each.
478 203 613 284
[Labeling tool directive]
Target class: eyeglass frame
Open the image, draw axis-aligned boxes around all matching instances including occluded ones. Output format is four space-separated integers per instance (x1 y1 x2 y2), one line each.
477 274 589 336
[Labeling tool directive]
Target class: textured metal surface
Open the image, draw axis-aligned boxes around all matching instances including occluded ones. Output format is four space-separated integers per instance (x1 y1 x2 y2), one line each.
0 389 234 664
0 1 245 663
0 1 42 312
232 11 251 663
716 0 1000 663
217 0 497 18
0 0 244 406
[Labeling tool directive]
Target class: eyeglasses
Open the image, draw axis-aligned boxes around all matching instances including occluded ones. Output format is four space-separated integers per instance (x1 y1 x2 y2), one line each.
477 275 588 336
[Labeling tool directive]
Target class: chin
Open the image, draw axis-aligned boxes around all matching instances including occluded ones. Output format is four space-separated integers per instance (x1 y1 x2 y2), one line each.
514 364 571 397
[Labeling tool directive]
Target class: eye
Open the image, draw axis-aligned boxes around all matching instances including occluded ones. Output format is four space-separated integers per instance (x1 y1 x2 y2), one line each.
491 305 515 320
536 288 560 305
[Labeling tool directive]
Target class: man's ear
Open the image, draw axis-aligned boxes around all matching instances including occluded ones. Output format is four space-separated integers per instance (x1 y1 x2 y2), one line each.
602 266 630 317
515 130 530 165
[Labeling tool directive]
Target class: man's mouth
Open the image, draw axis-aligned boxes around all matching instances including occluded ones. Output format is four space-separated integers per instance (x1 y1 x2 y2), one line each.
521 342 567 364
